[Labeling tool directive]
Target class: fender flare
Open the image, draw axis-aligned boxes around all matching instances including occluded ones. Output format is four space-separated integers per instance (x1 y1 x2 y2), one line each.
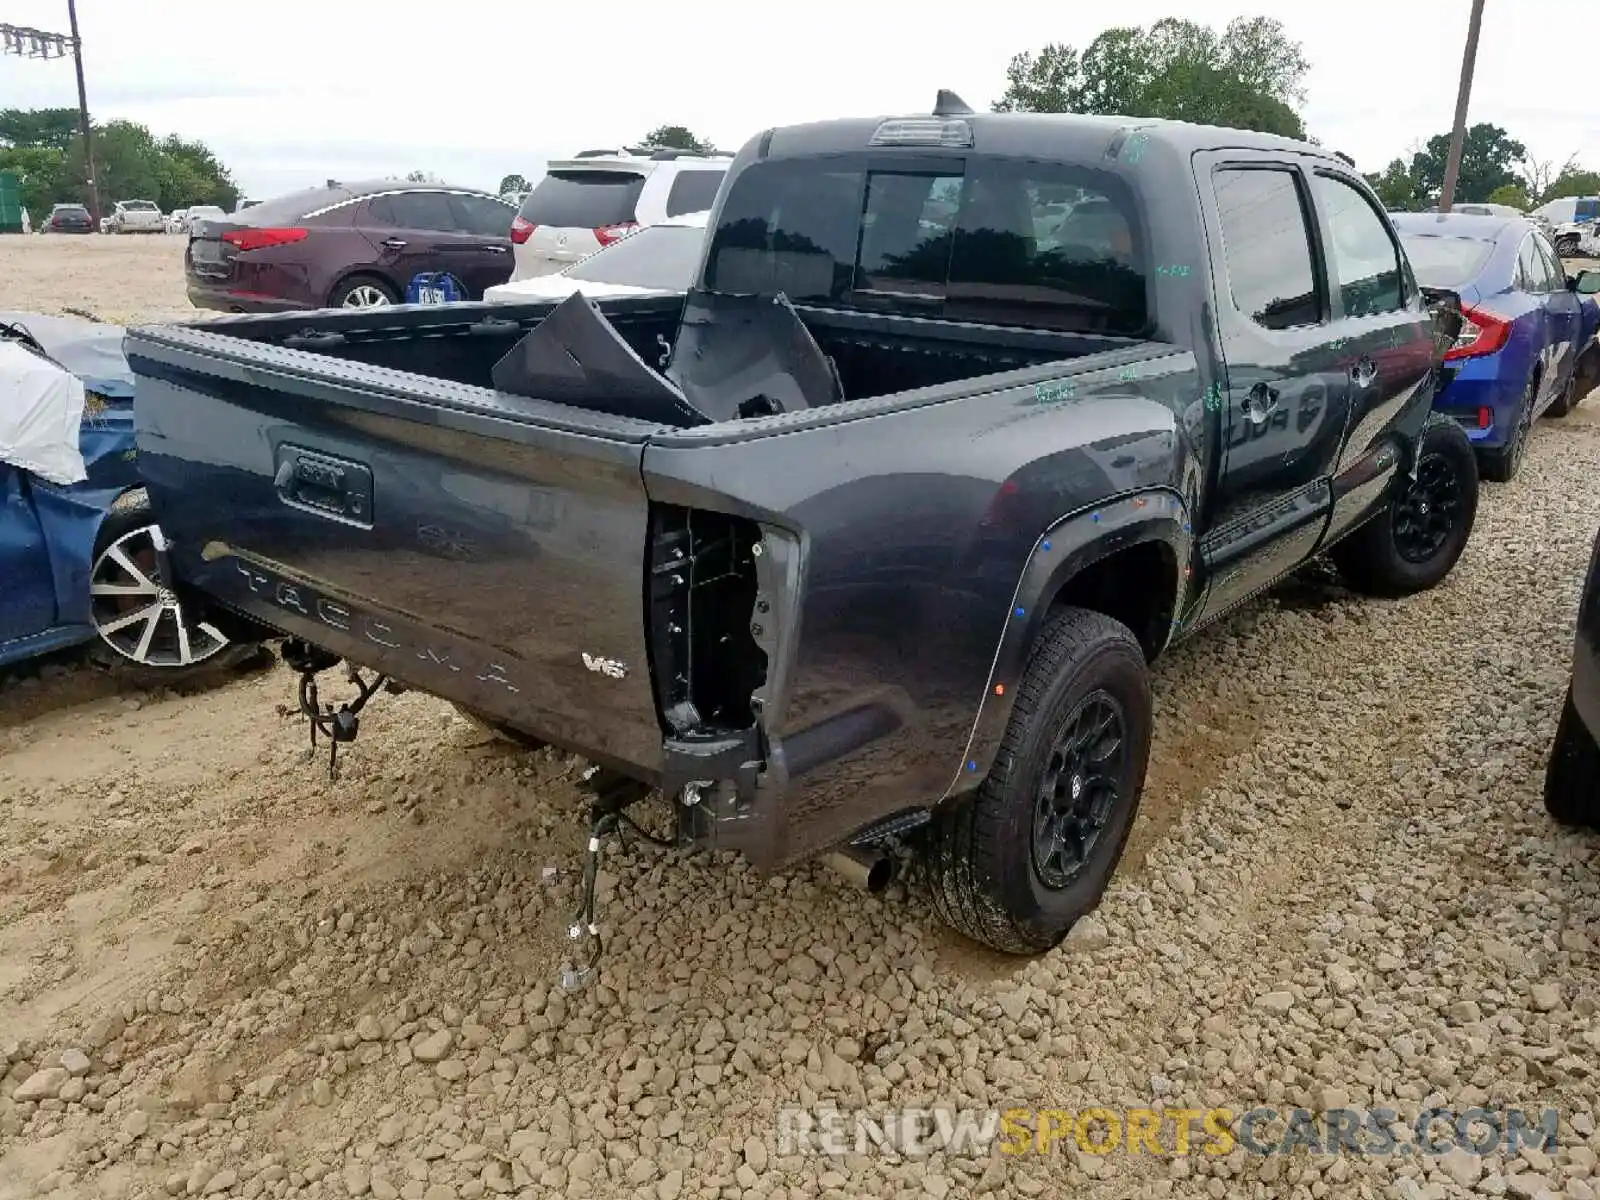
940 487 1193 800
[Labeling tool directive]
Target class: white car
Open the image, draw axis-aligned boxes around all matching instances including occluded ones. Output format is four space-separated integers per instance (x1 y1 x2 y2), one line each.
183 204 226 232
484 210 708 304
509 148 728 281
165 208 188 234
110 200 164 234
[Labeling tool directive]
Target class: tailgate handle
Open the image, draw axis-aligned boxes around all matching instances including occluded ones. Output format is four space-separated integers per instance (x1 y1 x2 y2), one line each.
273 446 374 526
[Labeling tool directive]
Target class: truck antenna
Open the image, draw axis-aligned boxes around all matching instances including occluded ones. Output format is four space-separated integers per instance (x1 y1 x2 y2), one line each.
932 89 973 117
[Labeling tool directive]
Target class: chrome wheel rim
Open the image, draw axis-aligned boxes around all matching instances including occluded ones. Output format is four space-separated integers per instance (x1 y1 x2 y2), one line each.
90 524 229 667
342 285 391 308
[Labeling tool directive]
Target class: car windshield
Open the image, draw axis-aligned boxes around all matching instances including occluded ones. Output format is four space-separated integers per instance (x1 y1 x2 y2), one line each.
563 224 704 290
1397 233 1497 289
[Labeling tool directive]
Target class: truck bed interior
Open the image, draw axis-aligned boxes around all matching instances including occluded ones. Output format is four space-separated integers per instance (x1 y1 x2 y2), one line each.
184 293 1139 424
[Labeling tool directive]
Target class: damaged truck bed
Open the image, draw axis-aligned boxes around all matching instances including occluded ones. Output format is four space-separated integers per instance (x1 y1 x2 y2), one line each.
128 95 1470 963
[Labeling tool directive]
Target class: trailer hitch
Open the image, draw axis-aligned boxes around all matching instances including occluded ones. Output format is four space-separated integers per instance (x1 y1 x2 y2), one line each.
282 639 401 780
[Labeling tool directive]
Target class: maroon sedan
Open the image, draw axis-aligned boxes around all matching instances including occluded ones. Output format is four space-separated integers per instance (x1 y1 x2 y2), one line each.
185 181 518 312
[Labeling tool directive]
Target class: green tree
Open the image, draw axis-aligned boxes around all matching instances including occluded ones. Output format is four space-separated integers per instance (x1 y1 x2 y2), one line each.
1407 123 1526 204
1364 159 1426 211
993 16 1309 138
1544 165 1600 204
0 145 67 214
0 107 81 151
642 124 714 153
1486 183 1529 210
404 169 443 183
497 173 530 197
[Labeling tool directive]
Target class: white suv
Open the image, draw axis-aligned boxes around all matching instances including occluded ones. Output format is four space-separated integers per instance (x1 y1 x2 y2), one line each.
509 148 729 281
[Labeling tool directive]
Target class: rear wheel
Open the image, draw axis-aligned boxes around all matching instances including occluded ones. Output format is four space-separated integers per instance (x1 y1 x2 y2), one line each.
1480 373 1536 482
1545 688 1600 828
923 608 1152 955
1331 417 1478 597
329 274 398 309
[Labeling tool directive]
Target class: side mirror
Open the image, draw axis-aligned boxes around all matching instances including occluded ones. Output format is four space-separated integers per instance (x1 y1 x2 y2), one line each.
1572 270 1600 295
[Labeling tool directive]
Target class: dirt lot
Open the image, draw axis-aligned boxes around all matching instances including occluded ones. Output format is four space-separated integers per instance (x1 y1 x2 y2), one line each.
4 236 1600 1200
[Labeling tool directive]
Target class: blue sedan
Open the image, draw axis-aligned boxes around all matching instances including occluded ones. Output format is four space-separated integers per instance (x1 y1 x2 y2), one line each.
1391 213 1600 481
0 312 254 678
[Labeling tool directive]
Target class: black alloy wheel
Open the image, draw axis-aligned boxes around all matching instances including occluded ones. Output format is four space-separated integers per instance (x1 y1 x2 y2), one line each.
1391 450 1466 565
1031 690 1128 889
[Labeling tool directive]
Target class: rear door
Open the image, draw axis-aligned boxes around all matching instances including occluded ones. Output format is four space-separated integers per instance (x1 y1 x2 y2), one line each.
1193 153 1352 619
1533 232 1581 399
364 191 473 295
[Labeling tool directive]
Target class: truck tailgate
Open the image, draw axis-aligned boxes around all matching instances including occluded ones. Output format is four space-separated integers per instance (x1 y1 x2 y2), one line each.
126 325 671 775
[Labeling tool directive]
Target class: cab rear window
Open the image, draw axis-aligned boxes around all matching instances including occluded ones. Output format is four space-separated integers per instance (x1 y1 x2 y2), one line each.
704 155 1149 335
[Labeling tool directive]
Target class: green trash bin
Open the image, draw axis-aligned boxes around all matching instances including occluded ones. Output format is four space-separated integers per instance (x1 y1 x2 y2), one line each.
0 171 23 234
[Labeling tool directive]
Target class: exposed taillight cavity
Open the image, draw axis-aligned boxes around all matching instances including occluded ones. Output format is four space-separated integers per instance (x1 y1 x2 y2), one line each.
594 221 638 247
510 216 536 244
1444 304 1512 361
646 505 768 739
221 227 308 253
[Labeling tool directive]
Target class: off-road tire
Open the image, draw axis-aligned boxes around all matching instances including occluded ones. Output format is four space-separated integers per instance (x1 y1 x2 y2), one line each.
1331 417 1479 598
1481 373 1537 482
1545 688 1600 828
924 607 1152 955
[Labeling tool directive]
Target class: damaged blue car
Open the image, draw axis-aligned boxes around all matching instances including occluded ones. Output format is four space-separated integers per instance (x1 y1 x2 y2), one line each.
0 311 251 676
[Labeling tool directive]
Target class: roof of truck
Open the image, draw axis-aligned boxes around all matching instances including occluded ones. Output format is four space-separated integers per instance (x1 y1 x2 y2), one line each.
750 93 1339 169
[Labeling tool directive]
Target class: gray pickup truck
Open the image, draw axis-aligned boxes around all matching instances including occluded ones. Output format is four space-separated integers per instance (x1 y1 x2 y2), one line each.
126 93 1472 968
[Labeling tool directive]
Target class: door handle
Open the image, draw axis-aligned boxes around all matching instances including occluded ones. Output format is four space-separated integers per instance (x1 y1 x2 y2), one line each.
1244 383 1280 424
1350 356 1378 388
482 245 508 254
381 237 407 249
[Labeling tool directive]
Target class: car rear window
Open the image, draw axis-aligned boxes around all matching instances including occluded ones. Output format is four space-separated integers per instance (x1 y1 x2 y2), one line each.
236 187 348 225
124 200 158 211
703 154 1149 334
518 170 646 229
564 223 705 290
1397 233 1496 290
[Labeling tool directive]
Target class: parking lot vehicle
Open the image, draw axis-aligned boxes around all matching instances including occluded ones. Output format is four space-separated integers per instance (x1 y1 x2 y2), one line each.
110 200 165 234
510 148 729 281
485 210 708 304
42 203 94 234
0 312 247 676
1391 213 1600 480
129 97 1472 962
185 181 518 313
1546 526 1600 826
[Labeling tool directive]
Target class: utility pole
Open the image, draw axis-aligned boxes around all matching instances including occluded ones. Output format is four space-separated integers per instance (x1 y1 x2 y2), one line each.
66 0 98 223
0 5 98 221
1438 0 1487 213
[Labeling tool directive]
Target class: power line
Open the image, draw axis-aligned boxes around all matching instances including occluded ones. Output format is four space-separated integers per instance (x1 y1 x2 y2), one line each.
0 4 100 223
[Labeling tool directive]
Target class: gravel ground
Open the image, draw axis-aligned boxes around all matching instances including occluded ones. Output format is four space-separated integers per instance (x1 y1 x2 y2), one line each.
3 238 1600 1200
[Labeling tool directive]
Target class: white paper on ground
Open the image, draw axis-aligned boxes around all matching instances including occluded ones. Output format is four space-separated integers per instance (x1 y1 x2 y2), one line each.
0 339 88 485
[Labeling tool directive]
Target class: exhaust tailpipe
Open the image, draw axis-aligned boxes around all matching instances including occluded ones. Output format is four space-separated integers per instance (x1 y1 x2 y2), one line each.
822 846 896 894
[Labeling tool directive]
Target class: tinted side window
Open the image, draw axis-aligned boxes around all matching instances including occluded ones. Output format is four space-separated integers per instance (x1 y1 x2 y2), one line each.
386 191 460 233
1533 234 1566 292
856 172 962 301
1313 173 1404 316
1213 167 1320 330
1516 237 1550 293
449 194 515 238
665 170 724 218
705 161 864 299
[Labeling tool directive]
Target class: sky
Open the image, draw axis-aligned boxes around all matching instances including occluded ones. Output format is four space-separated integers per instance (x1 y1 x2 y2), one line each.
1 0 1595 202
